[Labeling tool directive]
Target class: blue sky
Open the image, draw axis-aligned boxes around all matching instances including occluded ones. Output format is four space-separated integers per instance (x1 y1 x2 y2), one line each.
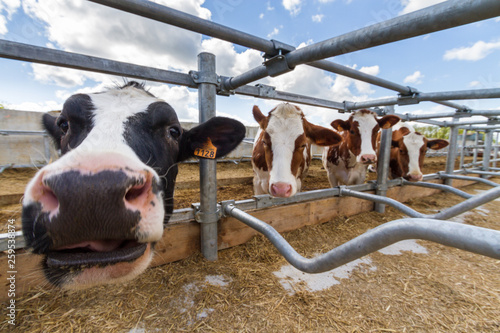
1 0 499 127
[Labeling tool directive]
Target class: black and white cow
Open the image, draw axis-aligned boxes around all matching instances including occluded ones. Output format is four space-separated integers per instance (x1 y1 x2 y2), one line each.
22 82 245 289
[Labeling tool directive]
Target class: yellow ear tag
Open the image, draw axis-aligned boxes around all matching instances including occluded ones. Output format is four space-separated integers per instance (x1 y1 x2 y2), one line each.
194 138 217 159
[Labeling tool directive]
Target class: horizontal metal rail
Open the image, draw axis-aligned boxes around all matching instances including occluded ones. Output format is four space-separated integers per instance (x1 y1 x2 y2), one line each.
438 173 500 187
401 179 472 199
339 185 500 220
0 130 48 136
0 39 197 87
224 0 500 90
222 204 500 273
397 110 500 122
346 88 500 111
92 0 497 115
464 169 500 177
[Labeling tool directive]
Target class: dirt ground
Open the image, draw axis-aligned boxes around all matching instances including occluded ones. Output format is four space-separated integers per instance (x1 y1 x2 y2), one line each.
1 157 499 332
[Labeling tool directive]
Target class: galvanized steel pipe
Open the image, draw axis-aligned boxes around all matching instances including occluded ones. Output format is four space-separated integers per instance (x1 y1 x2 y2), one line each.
223 204 500 273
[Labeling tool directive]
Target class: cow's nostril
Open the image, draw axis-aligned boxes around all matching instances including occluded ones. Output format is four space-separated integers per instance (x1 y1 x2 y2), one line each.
39 185 59 213
124 176 153 210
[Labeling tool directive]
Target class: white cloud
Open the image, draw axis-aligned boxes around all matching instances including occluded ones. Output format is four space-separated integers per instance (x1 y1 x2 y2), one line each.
312 14 324 23
5 100 61 112
0 0 21 34
403 70 424 84
443 40 500 61
267 27 280 39
21 0 210 74
259 13 264 19
201 39 262 77
150 85 199 122
399 0 446 15
355 65 380 94
469 81 481 88
266 1 275 11
282 0 302 16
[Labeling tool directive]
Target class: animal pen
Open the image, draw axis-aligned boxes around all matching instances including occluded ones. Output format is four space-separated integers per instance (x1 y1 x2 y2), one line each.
1 0 500 304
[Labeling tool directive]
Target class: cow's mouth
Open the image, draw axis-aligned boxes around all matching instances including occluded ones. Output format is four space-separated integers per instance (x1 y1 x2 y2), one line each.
46 240 148 267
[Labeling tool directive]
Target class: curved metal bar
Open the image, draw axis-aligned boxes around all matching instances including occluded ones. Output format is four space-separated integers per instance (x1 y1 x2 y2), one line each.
401 179 473 199
438 173 500 187
463 169 500 177
340 186 500 220
223 204 500 274
432 185 500 220
339 188 425 218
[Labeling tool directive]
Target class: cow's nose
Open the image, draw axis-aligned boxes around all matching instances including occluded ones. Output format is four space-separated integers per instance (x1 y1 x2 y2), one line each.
25 167 159 251
270 182 293 198
360 154 376 164
406 173 423 182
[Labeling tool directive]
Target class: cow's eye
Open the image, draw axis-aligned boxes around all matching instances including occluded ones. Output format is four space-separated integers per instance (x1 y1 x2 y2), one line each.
168 126 181 139
57 118 69 134
349 130 355 135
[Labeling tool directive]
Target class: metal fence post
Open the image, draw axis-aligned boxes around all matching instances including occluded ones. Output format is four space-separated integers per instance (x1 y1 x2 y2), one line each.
445 122 460 186
459 128 467 169
375 105 394 213
197 52 219 261
482 129 493 178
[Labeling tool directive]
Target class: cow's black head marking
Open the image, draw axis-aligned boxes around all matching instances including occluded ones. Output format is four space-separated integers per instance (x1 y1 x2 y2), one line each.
22 81 246 289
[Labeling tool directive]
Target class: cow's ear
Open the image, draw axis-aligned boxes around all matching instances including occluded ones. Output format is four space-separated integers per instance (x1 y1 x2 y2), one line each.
392 127 411 142
377 115 400 129
427 139 449 150
252 105 268 130
331 119 349 132
42 113 63 150
177 117 246 162
304 119 342 146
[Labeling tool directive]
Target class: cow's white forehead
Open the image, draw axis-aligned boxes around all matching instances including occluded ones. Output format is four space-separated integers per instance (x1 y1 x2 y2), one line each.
81 86 160 152
352 111 377 130
266 104 304 138
403 132 425 151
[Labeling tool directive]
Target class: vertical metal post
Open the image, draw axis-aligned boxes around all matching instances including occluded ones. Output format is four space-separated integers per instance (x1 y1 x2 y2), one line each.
482 130 493 178
472 130 479 166
445 122 460 186
459 128 467 169
494 132 499 169
375 105 394 213
197 52 218 261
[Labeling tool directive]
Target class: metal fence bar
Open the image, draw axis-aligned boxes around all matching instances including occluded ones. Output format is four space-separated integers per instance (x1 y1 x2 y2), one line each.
482 130 494 177
224 0 500 90
91 0 491 115
197 52 219 261
438 173 500 187
0 40 196 87
396 110 500 122
374 106 394 213
341 185 500 220
464 169 500 177
222 204 500 273
445 124 460 186
346 88 500 111
460 130 468 168
401 179 473 199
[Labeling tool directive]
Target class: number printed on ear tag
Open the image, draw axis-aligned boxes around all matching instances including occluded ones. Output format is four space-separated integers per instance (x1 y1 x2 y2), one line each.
194 138 217 159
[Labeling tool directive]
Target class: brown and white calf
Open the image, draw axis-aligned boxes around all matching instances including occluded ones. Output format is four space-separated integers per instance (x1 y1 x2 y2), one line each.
252 103 342 197
22 82 245 289
388 123 449 181
322 109 400 187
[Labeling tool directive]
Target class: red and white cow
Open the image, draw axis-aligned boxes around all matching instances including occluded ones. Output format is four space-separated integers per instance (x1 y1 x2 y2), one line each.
22 82 245 289
252 103 342 197
322 109 400 186
388 123 449 181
